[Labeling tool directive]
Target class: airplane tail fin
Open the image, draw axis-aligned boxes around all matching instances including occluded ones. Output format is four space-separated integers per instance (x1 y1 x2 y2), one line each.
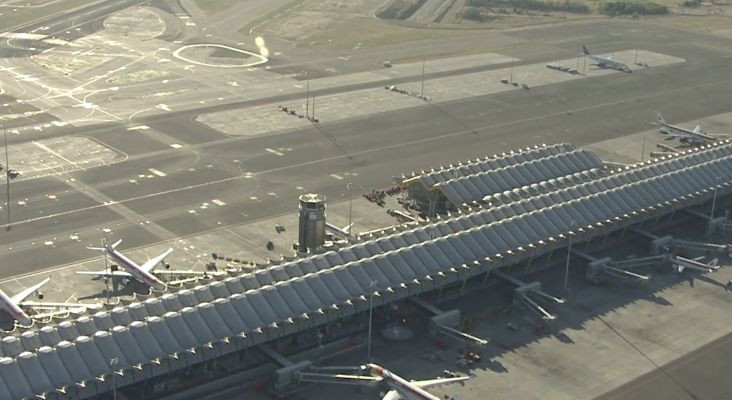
709 258 719 267
582 45 590 55
656 112 666 125
88 239 122 252
343 223 354 234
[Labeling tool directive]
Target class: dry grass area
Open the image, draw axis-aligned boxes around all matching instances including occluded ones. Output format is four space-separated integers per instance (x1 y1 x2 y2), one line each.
192 0 243 16
253 0 482 49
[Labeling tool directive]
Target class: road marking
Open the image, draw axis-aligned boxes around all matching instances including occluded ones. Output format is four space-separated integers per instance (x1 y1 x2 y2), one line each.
331 174 344 180
127 125 149 131
265 148 284 156
33 142 79 168
212 199 226 206
148 168 166 177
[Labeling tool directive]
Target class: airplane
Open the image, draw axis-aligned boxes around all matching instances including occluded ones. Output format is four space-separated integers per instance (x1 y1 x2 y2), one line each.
365 363 468 400
0 277 91 326
325 222 354 239
77 239 172 291
668 254 720 273
582 45 631 72
655 112 720 145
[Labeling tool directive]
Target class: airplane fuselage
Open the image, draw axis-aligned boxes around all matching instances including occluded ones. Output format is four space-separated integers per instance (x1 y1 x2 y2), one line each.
589 55 629 71
370 365 441 400
0 289 32 326
108 249 166 290
660 123 715 143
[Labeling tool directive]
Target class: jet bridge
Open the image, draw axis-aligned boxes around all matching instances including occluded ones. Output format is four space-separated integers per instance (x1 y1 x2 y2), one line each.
491 270 564 322
154 269 227 284
295 366 381 386
586 257 651 285
414 303 489 350
668 239 732 257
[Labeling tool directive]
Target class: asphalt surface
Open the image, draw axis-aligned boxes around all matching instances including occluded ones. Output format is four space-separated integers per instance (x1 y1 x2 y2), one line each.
1 41 732 279
596 329 732 400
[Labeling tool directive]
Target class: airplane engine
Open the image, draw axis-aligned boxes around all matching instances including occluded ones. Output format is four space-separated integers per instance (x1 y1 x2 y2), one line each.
35 291 44 300
162 261 171 269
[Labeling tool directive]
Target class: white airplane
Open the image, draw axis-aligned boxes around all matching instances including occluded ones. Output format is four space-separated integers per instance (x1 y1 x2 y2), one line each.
656 112 719 144
0 277 90 326
582 45 631 72
668 254 720 273
77 239 172 291
365 363 468 400
325 222 353 239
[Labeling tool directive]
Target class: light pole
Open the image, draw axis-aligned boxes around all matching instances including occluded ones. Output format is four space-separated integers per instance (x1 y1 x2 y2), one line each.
347 183 353 233
641 131 647 162
3 119 9 229
110 358 118 400
711 177 720 219
509 44 515 83
564 222 576 291
420 57 426 99
366 281 376 362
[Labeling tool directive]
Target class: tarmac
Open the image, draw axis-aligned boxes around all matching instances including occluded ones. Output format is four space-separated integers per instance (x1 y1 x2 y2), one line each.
1 4 732 399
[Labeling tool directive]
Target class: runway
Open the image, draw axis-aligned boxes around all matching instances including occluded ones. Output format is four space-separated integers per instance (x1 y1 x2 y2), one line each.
1 40 732 280
596 329 732 400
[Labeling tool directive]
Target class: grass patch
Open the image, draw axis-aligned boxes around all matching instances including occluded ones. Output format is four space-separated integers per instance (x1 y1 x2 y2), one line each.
192 0 243 16
460 0 672 22
0 0 98 31
299 17 477 50
237 0 307 35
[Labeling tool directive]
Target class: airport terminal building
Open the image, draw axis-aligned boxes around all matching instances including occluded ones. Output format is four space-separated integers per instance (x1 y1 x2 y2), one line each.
1 141 731 400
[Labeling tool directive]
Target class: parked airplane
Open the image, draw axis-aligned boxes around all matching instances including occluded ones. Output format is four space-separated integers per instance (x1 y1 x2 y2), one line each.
582 45 631 72
325 222 353 239
365 363 468 400
77 239 172 291
656 112 719 145
668 254 720 273
0 277 90 326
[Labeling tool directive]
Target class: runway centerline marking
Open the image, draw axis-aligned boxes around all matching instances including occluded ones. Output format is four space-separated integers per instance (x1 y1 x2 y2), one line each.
331 174 344 180
265 148 284 156
148 168 166 177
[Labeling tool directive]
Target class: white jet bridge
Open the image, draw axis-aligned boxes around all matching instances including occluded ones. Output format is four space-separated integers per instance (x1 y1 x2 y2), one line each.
491 270 564 322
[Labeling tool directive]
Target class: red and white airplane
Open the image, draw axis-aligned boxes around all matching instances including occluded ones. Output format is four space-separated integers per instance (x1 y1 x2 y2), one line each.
76 239 172 291
656 112 720 145
0 277 90 326
365 363 468 400
668 254 720 273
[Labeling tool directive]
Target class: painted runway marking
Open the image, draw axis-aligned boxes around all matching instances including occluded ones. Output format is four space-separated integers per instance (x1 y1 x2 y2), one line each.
33 142 79 168
331 174 344 180
212 199 226 206
127 125 149 131
170 143 183 148
265 148 284 156
148 168 166 177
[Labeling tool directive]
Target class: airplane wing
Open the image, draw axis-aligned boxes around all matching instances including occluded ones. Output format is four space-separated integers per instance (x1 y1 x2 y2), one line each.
381 390 402 400
76 270 133 278
10 277 51 303
411 376 471 389
140 248 174 273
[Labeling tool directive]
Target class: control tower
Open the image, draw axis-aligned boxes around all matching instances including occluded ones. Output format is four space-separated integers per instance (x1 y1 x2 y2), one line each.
297 194 326 253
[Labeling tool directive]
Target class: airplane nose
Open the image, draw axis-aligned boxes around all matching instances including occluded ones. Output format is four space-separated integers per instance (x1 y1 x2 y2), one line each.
17 318 33 326
153 283 167 291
